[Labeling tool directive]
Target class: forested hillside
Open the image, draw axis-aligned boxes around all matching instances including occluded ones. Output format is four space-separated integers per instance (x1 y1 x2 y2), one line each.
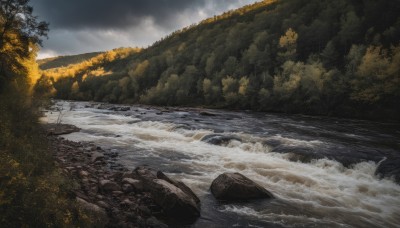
38 0 400 120
38 52 103 70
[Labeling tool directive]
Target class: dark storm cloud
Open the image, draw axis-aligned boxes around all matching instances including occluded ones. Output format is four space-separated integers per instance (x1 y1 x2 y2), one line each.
31 0 257 58
32 0 241 30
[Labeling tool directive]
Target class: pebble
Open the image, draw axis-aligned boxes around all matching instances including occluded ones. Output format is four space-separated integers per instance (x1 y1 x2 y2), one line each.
79 170 89 177
49 135 163 227
146 216 168 228
97 201 109 209
99 180 121 192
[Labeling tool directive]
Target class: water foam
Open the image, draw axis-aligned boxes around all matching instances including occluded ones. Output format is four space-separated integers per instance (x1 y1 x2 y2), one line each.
44 101 400 227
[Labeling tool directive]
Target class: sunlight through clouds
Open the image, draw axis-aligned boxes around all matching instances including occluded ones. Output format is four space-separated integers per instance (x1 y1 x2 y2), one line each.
33 0 257 58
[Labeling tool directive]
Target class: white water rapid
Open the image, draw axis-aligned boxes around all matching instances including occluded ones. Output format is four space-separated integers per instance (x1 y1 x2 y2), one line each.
42 101 400 228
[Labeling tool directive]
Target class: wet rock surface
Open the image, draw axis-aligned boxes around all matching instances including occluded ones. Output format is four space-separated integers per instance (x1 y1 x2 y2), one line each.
199 111 218 116
211 173 274 201
44 101 400 228
201 134 242 146
134 166 201 222
43 123 80 135
49 135 184 227
264 139 400 182
375 158 400 183
43 100 400 228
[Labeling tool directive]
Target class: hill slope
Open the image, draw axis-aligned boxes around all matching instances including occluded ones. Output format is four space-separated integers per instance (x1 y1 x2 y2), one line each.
37 0 400 120
38 52 103 70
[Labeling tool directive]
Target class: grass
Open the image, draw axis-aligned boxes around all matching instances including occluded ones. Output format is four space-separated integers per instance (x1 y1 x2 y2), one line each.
0 86 99 227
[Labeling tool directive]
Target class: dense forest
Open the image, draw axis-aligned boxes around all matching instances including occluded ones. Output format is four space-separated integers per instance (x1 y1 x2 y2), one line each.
0 0 94 226
38 0 400 120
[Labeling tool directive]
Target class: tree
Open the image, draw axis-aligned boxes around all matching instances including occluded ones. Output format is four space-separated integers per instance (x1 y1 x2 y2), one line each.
345 44 366 76
179 65 199 99
202 78 222 105
0 0 49 87
243 44 262 73
321 41 339 68
224 56 238 75
0 0 49 47
34 75 55 98
221 76 239 105
33 0 400 119
351 45 400 103
338 11 363 50
238 77 249 96
129 60 150 78
278 28 298 62
258 88 271 109
205 53 216 76
117 76 131 102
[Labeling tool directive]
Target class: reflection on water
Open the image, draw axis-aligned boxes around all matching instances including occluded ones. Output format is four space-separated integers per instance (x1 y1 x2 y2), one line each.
43 101 400 228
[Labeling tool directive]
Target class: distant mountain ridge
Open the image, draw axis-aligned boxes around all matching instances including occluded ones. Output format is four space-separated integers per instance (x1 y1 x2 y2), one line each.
38 52 103 70
36 0 400 120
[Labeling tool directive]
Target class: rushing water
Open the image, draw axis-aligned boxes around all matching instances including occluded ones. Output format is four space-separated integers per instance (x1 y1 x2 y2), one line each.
43 100 400 228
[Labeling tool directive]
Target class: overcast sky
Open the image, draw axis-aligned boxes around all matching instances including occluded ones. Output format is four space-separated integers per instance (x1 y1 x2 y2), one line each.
31 0 258 59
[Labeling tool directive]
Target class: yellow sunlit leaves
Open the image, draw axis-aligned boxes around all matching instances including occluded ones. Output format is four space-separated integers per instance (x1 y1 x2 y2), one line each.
279 28 298 48
42 47 141 81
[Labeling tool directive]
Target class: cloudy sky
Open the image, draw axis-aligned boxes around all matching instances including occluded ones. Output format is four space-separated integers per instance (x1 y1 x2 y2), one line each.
31 0 258 59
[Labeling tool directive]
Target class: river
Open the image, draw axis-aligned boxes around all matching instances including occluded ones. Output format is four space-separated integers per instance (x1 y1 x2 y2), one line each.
42 100 400 228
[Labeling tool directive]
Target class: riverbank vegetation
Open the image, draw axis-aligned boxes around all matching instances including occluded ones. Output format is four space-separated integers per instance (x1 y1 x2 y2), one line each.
0 0 94 226
37 0 400 120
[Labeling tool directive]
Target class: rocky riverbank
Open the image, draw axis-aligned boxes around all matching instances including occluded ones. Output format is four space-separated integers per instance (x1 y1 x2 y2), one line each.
46 122 281 228
47 125 175 227
42 101 400 228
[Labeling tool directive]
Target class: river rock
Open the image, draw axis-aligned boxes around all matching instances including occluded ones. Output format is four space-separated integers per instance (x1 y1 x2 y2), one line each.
133 166 158 186
151 179 200 220
199 111 217 116
146 216 169 228
122 171 136 179
108 106 130 111
201 134 242 146
122 178 143 191
99 180 121 192
91 152 105 163
112 191 124 196
156 171 200 204
122 184 134 193
79 170 90 177
96 200 110 209
134 166 200 222
375 158 400 183
122 178 140 185
210 173 273 200
76 197 109 224
44 123 80 135
138 205 152 216
120 199 134 207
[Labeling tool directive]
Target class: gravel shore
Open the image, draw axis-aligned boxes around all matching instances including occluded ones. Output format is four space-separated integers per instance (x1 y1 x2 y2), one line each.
47 125 169 228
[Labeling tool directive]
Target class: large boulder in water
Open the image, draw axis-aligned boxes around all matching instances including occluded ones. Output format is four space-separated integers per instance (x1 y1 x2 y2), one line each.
201 134 242 146
211 173 273 200
375 158 400 183
199 111 217 116
134 166 200 222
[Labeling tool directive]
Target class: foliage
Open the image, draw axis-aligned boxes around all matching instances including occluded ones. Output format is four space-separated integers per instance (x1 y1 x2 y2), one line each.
38 0 400 120
0 0 49 91
0 87 94 227
1 0 98 226
351 45 400 103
